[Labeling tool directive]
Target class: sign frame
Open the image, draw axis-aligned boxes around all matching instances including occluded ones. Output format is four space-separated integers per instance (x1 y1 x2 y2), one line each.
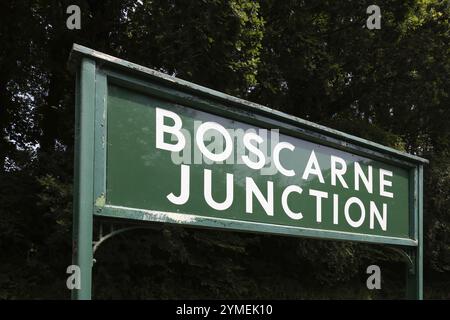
69 44 427 300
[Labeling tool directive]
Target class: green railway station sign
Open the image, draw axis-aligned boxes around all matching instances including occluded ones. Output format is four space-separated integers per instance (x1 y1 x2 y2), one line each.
69 44 427 300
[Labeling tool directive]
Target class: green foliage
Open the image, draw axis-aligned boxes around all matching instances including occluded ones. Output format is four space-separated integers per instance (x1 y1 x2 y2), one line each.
120 0 264 95
0 0 449 299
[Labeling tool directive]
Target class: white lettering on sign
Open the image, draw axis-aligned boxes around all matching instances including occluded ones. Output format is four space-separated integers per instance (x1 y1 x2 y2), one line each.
156 107 395 231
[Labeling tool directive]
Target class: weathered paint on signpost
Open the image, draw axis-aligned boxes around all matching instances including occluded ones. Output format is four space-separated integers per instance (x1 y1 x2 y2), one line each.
69 44 427 300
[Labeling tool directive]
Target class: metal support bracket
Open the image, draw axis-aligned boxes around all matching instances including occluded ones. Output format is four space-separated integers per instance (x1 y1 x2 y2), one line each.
92 221 161 261
388 246 415 275
386 245 421 299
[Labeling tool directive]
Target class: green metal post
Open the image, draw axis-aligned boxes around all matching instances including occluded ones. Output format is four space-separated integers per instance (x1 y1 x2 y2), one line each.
417 165 424 299
72 57 96 300
406 165 423 300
